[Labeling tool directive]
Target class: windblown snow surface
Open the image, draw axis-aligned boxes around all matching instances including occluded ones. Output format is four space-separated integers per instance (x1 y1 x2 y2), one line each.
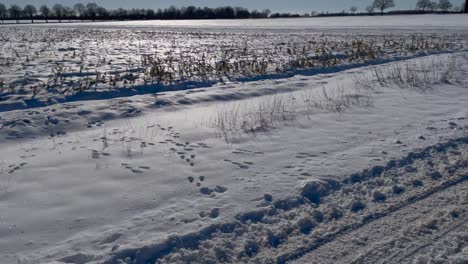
0 15 468 264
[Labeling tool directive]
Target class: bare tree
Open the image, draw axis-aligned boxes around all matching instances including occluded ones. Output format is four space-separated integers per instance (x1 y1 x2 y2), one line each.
23 4 37 23
8 4 22 23
417 0 432 11
64 6 75 22
40 5 51 23
366 5 375 14
74 3 85 21
0 3 6 24
86 3 99 21
438 0 453 11
428 1 439 11
96 6 109 18
372 0 395 15
53 4 64 22
464 0 467 13
262 9 271 17
114 8 127 20
350 6 358 14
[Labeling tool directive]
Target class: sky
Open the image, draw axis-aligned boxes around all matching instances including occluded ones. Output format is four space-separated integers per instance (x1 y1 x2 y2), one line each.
1 0 465 13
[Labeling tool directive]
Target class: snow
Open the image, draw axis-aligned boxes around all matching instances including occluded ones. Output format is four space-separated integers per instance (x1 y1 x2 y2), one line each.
290 143 468 264
0 16 467 264
12 15 468 33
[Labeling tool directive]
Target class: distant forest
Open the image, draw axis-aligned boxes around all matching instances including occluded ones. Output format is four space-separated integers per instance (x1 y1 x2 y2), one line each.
0 1 466 24
0 4 274 23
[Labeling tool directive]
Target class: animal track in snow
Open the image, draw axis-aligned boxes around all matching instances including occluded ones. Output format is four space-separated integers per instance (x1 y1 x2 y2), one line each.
121 163 150 174
226 159 256 169
232 148 264 155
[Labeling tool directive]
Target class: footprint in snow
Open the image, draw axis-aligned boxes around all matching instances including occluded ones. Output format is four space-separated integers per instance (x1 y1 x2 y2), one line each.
99 233 122 245
188 176 205 184
197 143 211 148
199 185 227 196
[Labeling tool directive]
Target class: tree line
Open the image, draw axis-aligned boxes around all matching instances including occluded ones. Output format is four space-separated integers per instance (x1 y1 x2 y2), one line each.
0 0 466 24
367 0 461 15
322 0 462 17
0 3 276 24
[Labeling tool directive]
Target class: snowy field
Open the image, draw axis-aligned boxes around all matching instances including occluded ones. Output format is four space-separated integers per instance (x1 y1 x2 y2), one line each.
10 14 468 32
0 15 467 264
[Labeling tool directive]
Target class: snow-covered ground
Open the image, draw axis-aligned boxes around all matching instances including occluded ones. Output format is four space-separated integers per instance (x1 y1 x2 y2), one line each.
1 18 467 113
0 16 467 264
12 14 468 33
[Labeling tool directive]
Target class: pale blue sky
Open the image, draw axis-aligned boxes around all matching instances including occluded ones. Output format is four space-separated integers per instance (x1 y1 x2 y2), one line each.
1 0 465 13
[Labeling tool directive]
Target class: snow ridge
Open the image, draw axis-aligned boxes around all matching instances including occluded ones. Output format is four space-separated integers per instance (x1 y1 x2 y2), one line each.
101 136 468 264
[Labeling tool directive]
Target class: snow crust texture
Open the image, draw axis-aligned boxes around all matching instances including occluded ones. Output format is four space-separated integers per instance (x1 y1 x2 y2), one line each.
101 137 468 264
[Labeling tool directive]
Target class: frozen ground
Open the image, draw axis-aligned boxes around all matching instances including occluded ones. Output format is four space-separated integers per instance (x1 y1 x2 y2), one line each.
0 17 467 264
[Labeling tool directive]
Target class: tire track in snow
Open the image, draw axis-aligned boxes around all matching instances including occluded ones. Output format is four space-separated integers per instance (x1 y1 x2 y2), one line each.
297 177 468 264
288 172 468 264
98 137 467 264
